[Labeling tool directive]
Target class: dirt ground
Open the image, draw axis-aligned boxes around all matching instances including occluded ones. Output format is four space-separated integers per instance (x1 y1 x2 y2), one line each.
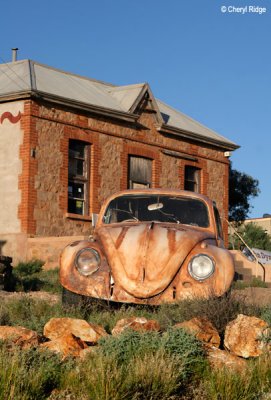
232 287 271 307
0 287 270 307
0 290 60 304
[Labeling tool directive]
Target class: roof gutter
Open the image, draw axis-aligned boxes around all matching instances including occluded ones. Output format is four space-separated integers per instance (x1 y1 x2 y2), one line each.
0 90 139 124
32 91 139 123
158 123 239 151
0 90 239 151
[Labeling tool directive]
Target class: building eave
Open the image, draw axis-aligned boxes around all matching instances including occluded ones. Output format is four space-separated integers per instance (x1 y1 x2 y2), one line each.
158 123 240 151
0 90 139 123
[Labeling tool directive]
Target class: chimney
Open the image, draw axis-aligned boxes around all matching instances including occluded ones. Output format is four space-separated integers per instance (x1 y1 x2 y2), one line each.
12 48 18 62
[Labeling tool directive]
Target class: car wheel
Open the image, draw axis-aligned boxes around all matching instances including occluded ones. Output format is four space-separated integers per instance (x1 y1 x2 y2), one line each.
62 287 86 306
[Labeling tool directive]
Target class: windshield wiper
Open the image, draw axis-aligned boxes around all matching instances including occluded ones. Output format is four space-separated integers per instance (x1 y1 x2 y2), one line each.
157 209 180 224
111 208 139 221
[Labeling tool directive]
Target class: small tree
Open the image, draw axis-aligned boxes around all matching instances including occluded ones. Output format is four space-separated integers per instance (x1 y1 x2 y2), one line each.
229 162 260 222
242 223 271 251
230 222 271 251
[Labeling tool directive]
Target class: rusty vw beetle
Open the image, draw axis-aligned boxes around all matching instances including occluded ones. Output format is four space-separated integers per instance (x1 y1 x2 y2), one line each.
59 189 234 304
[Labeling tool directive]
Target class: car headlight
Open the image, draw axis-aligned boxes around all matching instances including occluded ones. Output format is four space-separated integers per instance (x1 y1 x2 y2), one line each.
75 248 100 276
188 254 215 281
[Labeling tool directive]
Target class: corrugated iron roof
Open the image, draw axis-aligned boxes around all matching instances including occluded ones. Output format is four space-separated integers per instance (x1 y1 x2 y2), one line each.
0 59 238 149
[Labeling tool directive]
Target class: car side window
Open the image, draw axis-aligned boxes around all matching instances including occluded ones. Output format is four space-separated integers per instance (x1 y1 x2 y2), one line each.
214 206 223 239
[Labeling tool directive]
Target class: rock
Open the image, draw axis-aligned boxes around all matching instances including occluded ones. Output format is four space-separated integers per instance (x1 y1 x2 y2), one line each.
44 318 107 344
112 317 161 336
224 314 270 358
0 325 40 348
174 317 220 348
79 346 96 359
207 346 247 371
40 333 88 359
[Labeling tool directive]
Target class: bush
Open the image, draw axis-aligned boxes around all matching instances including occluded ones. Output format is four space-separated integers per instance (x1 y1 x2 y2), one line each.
15 260 44 276
98 329 161 364
0 344 74 400
233 278 268 290
0 297 86 334
157 292 263 337
13 261 61 293
203 354 271 400
62 350 182 400
0 292 270 399
98 327 206 383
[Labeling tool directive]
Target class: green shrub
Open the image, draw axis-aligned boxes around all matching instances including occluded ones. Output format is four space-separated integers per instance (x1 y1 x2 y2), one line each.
261 306 271 325
0 344 73 400
15 260 44 277
62 349 182 400
13 262 61 293
98 329 161 364
98 327 205 384
0 297 86 334
203 354 271 400
233 278 268 290
157 293 262 336
37 269 62 294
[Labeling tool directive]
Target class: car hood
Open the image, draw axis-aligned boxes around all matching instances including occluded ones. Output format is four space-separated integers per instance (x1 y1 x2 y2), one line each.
96 222 213 298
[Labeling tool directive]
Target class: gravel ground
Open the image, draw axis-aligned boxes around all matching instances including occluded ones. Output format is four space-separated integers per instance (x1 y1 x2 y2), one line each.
0 290 60 303
232 287 271 307
0 287 270 307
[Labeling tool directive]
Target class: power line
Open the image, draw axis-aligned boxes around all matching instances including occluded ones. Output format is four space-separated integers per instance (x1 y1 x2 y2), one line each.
0 55 31 91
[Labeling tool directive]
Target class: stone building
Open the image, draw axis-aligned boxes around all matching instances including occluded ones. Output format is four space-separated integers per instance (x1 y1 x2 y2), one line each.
0 59 238 266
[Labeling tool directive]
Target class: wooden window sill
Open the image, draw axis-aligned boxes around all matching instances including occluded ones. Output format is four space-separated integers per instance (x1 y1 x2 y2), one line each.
65 213 92 222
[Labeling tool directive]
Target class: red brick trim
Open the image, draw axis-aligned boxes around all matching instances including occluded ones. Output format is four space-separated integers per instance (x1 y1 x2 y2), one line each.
59 127 100 216
32 112 229 166
179 158 208 195
18 101 39 234
120 143 162 189
223 160 230 245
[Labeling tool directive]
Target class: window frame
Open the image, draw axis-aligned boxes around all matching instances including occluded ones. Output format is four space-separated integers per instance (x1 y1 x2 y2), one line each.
184 166 201 193
213 204 224 240
68 139 90 216
128 155 153 189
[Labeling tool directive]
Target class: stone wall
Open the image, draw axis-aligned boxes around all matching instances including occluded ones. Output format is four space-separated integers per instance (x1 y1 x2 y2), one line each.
27 236 87 269
29 102 229 238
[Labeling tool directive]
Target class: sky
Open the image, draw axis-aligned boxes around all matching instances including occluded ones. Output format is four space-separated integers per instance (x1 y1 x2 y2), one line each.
0 0 270 218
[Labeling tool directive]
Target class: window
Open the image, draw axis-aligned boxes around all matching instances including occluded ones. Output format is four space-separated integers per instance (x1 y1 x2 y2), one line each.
184 166 200 192
103 194 209 227
68 140 90 215
128 156 152 189
214 205 224 239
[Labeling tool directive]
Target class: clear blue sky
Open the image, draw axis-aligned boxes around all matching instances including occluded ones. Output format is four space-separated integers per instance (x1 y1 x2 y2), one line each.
1 0 270 218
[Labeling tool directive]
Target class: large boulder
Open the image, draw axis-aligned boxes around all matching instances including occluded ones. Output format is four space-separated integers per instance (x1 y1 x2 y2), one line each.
112 317 161 336
207 346 247 371
40 333 88 359
174 317 220 348
224 314 270 358
0 326 40 348
44 318 107 344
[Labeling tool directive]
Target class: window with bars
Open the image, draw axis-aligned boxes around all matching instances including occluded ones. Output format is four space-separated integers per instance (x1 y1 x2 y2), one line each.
184 166 200 193
128 156 152 189
68 140 90 215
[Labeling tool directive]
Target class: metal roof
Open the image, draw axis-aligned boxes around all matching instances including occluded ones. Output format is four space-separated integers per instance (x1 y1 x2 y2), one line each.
0 59 238 150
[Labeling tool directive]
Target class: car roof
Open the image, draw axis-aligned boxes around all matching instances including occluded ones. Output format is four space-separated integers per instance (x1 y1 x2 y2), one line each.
102 189 213 205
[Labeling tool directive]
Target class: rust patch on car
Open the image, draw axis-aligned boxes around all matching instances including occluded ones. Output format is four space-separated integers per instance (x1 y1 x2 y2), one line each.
59 189 235 304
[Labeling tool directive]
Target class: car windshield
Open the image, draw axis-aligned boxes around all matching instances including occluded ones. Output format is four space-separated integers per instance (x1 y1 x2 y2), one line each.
103 195 210 228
